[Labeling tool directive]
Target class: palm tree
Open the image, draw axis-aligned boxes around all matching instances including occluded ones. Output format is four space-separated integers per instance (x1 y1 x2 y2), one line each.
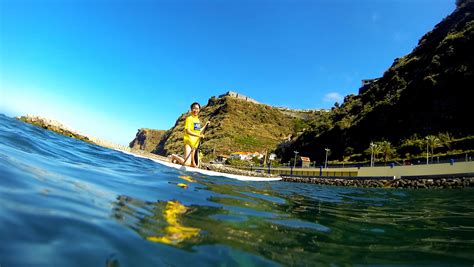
368 142 378 166
400 134 424 156
377 140 396 164
426 135 442 163
369 142 384 166
438 132 454 151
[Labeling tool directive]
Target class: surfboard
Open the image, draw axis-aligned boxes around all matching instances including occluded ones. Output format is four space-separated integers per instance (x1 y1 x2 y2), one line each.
119 150 282 182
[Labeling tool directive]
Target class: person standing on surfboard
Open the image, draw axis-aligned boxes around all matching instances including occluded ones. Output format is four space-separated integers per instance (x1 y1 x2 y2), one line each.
170 102 210 167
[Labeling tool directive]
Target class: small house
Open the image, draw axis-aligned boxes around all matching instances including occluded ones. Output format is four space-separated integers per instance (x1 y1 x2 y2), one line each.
300 156 311 168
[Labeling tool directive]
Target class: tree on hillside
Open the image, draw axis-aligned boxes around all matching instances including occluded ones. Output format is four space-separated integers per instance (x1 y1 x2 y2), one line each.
399 134 424 158
343 146 354 162
456 0 474 8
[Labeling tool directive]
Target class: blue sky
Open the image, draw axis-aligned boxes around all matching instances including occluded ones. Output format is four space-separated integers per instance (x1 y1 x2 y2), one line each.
0 0 455 145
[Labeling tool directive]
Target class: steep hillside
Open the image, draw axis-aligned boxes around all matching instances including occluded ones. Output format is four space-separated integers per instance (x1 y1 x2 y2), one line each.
129 129 166 152
152 96 324 158
280 2 474 163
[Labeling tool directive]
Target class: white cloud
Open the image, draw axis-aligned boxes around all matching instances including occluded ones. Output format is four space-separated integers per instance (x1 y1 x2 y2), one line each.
323 92 343 103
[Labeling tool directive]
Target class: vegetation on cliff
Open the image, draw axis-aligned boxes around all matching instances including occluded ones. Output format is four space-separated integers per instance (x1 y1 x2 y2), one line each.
278 2 474 164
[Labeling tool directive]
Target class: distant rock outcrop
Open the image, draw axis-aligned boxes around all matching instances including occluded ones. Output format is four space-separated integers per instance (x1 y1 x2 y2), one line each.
17 115 94 144
129 128 166 152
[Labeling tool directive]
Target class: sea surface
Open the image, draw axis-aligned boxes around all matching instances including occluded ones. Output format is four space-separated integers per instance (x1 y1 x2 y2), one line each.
1 114 473 266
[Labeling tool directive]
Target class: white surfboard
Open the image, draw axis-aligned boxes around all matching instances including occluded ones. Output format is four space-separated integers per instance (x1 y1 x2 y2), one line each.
119 150 282 182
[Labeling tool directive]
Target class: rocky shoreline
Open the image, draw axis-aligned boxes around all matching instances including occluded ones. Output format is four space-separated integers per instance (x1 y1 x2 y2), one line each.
283 176 474 189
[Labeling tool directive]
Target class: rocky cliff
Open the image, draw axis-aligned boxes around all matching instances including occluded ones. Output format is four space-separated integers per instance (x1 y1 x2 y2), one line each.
129 128 166 152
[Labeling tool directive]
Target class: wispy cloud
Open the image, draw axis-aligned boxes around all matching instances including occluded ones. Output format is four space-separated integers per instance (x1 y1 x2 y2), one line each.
323 92 343 103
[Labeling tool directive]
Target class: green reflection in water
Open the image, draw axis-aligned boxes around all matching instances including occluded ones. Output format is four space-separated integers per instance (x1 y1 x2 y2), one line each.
112 180 474 266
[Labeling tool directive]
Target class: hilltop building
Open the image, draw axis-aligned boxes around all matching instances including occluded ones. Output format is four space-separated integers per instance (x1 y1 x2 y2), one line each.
218 91 260 104
275 107 328 113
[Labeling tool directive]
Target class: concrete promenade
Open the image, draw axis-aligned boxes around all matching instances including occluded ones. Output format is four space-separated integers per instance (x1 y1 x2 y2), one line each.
250 161 474 179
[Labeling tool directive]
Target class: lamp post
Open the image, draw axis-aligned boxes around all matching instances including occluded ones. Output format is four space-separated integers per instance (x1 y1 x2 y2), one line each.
425 136 429 165
293 151 299 169
324 148 330 169
370 142 375 167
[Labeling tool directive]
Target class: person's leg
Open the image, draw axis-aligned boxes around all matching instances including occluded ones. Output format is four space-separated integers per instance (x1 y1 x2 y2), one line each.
190 148 197 168
184 145 193 166
169 154 185 165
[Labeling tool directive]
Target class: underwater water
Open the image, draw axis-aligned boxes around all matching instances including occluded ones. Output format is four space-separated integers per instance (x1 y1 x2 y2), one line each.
1 114 473 266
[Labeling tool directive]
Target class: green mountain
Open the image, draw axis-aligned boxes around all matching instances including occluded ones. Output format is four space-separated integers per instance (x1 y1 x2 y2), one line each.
150 95 324 159
279 1 474 163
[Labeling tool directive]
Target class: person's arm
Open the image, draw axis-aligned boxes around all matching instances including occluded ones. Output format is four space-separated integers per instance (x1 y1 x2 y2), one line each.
201 121 210 133
196 121 210 138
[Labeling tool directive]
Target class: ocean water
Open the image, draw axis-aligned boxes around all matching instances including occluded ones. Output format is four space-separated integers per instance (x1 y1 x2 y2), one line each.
1 114 473 266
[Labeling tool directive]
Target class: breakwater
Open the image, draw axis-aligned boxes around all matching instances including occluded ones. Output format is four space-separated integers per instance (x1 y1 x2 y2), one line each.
283 176 474 189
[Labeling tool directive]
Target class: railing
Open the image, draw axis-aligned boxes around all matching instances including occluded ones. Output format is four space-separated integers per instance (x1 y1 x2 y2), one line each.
267 154 473 169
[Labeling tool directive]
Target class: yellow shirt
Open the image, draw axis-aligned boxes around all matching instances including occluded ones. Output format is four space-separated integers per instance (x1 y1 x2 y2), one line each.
183 115 201 148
